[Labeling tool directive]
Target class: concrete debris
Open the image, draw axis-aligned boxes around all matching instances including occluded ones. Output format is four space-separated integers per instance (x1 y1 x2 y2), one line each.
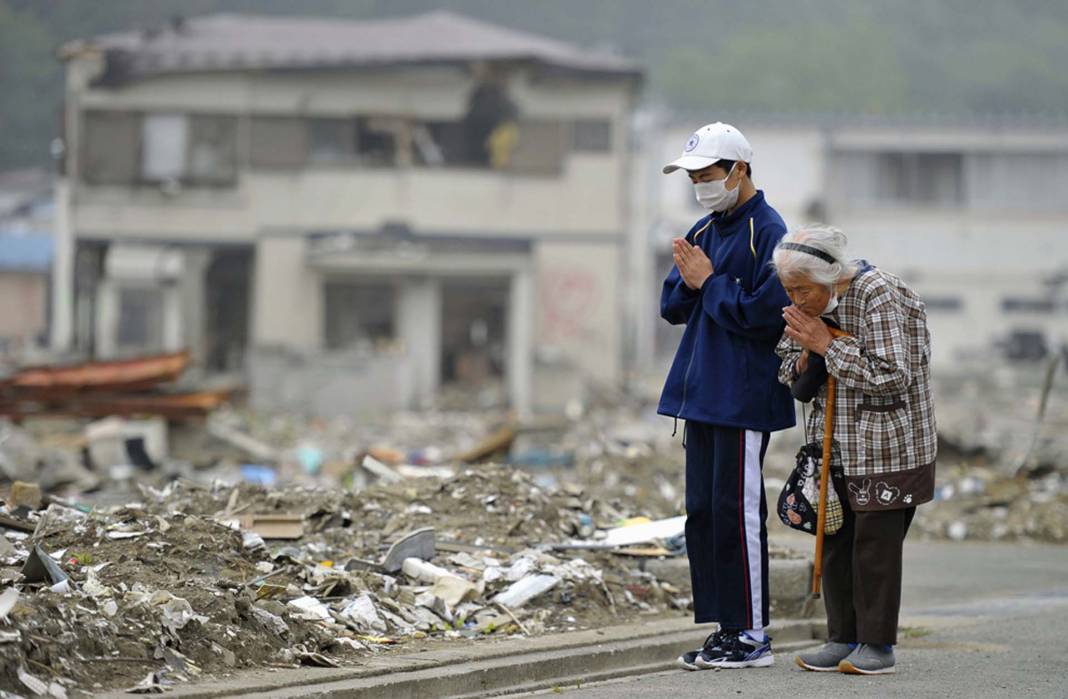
0 587 18 621
21 544 70 586
206 418 278 463
127 671 166 694
430 574 480 607
17 666 49 696
0 458 714 694
287 595 333 622
86 417 168 470
381 527 435 573
361 455 402 483
494 574 560 608
912 462 1068 543
340 593 387 632
0 376 1041 695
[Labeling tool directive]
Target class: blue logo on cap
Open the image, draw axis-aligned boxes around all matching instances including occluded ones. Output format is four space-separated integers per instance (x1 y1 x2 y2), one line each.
684 134 699 152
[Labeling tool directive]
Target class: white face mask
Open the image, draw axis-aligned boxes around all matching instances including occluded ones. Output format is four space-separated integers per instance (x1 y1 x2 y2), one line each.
694 164 741 212
821 291 839 316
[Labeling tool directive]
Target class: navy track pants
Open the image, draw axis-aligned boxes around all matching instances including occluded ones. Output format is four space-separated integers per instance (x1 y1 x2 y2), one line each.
684 420 771 629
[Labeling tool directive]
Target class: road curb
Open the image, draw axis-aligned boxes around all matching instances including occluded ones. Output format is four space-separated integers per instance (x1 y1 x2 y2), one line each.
122 616 824 699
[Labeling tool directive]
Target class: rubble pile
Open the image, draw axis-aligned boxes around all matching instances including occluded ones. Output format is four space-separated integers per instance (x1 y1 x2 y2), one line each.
910 364 1068 543
0 465 696 695
912 462 1068 543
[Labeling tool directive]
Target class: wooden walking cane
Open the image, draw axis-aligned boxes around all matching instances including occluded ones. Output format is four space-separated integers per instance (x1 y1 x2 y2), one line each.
809 326 850 603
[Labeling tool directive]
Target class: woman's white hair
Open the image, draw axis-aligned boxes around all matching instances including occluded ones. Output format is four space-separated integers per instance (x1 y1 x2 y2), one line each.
772 223 857 287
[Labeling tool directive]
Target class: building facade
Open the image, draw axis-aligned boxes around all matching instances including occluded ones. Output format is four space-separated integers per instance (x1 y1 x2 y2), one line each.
53 12 641 415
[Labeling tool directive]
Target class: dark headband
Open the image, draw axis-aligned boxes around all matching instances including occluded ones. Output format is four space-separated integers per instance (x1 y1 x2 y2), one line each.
778 242 837 265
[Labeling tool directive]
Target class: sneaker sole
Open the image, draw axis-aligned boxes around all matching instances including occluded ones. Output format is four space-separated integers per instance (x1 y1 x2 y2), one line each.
795 656 840 672
838 660 896 675
696 655 775 669
677 657 702 671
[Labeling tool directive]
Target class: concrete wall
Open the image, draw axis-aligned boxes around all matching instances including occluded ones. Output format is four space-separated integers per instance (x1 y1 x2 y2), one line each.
252 236 322 352
247 346 412 417
534 240 621 384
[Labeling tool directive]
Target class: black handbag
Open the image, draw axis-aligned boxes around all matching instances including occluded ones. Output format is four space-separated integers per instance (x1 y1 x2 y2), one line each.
777 438 844 535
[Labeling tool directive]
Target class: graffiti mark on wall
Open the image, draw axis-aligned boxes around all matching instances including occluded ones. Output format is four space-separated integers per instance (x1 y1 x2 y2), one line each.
540 269 601 343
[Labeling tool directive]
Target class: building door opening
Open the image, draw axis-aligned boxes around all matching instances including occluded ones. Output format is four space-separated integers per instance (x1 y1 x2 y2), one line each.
440 278 509 404
204 249 252 372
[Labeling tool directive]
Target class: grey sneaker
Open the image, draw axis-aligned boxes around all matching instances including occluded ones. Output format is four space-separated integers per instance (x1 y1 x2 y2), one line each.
795 642 854 672
838 643 896 675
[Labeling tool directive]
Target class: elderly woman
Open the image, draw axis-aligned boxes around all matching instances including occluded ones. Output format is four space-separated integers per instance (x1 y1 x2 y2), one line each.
771 224 936 676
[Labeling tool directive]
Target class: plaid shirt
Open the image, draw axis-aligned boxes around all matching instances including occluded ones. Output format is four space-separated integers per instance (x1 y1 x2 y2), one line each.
776 266 937 510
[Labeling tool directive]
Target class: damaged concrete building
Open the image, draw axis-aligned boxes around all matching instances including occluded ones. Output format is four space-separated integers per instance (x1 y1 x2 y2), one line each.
52 12 642 415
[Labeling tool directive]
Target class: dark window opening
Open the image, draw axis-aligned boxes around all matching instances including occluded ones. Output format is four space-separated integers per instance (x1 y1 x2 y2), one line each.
924 296 964 312
355 118 398 166
82 111 140 185
441 279 508 386
875 152 963 205
117 285 164 350
1002 297 1056 313
323 281 397 350
204 249 251 372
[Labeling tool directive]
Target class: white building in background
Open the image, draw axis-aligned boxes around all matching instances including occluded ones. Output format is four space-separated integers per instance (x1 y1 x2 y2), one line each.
640 113 1068 368
53 12 642 415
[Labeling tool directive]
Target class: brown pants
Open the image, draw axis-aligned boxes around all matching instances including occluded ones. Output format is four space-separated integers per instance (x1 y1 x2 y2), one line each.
821 500 915 646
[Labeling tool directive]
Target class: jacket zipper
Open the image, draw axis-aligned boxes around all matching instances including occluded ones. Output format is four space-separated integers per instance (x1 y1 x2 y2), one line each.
677 223 712 420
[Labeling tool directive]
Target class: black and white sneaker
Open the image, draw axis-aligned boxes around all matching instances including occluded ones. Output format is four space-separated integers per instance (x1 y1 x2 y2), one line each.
695 630 774 669
676 630 726 671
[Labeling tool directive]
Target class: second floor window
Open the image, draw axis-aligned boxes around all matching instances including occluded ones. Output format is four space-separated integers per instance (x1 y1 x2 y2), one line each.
831 150 964 209
141 113 236 185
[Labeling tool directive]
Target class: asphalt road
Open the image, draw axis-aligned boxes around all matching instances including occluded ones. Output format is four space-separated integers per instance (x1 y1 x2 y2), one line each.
519 538 1068 698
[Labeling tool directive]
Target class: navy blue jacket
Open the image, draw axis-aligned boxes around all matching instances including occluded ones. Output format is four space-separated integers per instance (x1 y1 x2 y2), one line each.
657 191 796 432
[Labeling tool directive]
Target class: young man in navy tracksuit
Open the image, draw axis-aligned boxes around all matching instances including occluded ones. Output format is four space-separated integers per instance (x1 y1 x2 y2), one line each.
659 122 795 670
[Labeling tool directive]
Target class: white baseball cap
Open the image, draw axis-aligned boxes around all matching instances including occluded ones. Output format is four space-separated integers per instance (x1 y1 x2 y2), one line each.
662 122 753 174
